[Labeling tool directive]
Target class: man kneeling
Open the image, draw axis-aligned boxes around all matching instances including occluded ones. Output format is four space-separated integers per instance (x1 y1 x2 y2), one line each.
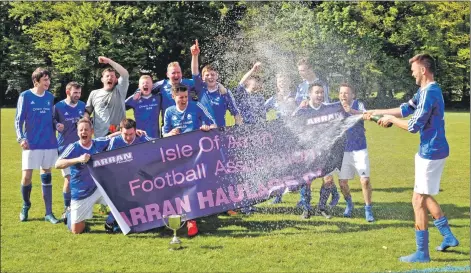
55 118 112 234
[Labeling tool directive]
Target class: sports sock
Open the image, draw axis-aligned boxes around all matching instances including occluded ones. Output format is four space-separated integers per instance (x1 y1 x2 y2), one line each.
41 173 53 215
63 192 71 208
21 184 32 207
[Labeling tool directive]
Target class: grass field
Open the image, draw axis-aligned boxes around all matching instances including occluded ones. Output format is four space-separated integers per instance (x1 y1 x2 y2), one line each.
1 108 469 272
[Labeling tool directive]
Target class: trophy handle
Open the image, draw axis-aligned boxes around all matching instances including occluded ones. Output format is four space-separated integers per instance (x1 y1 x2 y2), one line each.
179 213 187 229
162 214 171 229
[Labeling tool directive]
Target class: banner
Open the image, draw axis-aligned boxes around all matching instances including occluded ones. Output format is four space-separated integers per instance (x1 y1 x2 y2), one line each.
88 111 351 234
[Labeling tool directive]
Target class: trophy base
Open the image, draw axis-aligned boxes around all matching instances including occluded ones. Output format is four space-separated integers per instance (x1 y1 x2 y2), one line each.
169 236 182 250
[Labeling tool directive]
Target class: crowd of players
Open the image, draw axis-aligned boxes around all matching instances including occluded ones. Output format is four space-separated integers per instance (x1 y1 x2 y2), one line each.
14 38 458 262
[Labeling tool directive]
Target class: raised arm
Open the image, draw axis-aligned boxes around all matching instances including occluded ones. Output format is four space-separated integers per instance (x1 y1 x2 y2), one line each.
191 40 200 76
239 62 261 86
98 56 129 78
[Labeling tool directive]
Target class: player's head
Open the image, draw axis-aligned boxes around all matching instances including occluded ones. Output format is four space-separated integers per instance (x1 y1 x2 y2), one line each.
32 67 51 91
65 81 82 104
139 75 153 96
339 83 355 106
409 53 436 86
297 58 316 81
76 118 93 145
167 62 182 85
201 64 219 89
276 73 293 96
246 75 262 93
101 68 118 91
171 84 189 110
119 118 137 144
309 82 325 106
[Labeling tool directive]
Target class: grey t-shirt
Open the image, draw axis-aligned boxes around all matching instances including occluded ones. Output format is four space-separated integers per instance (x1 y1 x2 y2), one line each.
86 76 129 137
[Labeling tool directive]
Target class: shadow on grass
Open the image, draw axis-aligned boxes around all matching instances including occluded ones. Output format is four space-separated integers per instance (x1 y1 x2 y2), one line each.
349 187 411 193
92 202 469 238
258 202 470 222
349 187 444 194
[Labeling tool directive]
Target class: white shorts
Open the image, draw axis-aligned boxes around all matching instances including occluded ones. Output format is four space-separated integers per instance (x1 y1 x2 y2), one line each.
22 149 58 170
61 167 71 178
414 153 446 195
70 189 107 224
339 149 370 180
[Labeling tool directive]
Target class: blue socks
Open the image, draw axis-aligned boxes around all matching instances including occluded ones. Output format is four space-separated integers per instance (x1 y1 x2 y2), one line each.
434 216 459 251
299 184 311 211
63 192 71 208
365 205 374 222
343 196 353 217
399 230 430 263
21 184 32 207
318 184 331 211
41 173 53 216
329 185 340 207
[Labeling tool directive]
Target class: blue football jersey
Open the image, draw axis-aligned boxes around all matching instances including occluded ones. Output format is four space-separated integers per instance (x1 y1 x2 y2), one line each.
344 100 367 152
58 138 111 200
233 84 267 124
400 82 449 160
264 95 296 119
294 102 346 124
193 74 240 127
107 134 154 151
291 79 330 106
15 89 58 150
163 101 215 135
150 79 195 115
54 99 86 153
125 94 161 138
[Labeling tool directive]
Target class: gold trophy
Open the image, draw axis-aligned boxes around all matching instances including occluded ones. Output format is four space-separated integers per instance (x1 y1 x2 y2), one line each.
163 214 186 250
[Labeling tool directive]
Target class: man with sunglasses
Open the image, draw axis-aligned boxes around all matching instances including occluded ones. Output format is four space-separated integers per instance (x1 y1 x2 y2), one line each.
54 81 86 222
84 56 129 137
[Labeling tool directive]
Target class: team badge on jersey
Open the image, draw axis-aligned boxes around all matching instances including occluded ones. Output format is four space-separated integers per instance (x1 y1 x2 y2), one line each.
172 116 177 121
187 114 192 120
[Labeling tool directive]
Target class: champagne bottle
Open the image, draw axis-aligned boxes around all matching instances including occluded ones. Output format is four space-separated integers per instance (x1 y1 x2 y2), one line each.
370 115 393 127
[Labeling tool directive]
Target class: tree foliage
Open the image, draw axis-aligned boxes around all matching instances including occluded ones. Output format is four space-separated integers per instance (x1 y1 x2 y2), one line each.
1 1 469 108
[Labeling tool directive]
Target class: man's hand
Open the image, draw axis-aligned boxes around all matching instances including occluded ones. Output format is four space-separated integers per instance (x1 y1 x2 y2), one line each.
136 129 147 137
363 110 377 120
78 153 91 164
218 83 227 94
252 62 262 72
200 125 211 132
341 102 351 113
378 115 394 128
56 123 64 132
190 39 200 56
235 115 243 125
299 99 309 108
133 92 141 100
168 128 180 136
20 139 29 150
98 56 111 64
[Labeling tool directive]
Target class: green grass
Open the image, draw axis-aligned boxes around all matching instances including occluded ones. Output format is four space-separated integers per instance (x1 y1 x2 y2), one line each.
1 108 469 272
